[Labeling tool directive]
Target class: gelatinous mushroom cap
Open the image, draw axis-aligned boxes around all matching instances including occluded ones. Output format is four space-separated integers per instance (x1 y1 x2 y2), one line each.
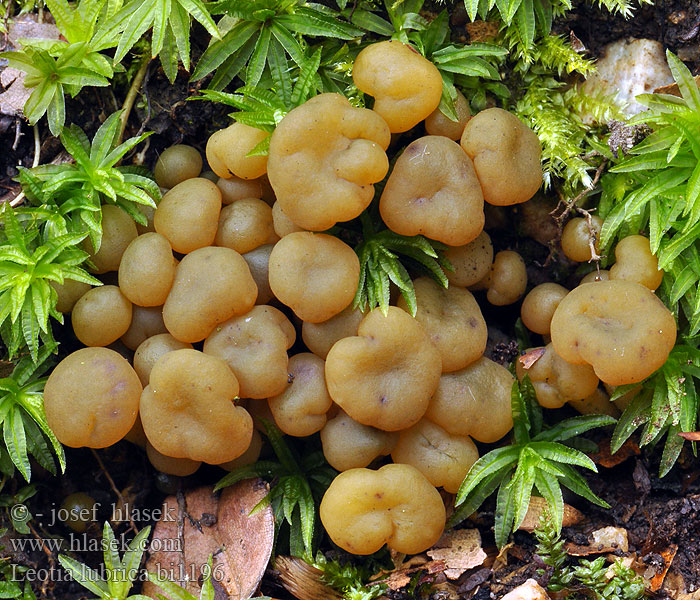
353 41 443 133
516 343 599 409
268 232 360 323
325 306 442 431
609 235 663 290
550 280 676 385
396 277 487 372
320 408 397 471
203 305 295 399
379 136 484 246
460 107 542 206
267 93 390 231
163 246 258 343
140 349 253 464
319 463 446 555
425 357 514 443
391 418 478 494
206 122 269 180
44 348 141 448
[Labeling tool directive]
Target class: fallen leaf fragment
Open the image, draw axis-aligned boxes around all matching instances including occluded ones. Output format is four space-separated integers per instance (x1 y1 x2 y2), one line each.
678 431 700 441
500 578 550 600
654 76 700 96
426 529 487 580
275 555 342 600
142 480 274 600
518 347 546 370
566 526 629 556
649 544 678 593
518 497 584 531
590 438 640 468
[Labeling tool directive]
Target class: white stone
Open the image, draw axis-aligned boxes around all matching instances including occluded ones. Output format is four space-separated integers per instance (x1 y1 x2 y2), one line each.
500 579 550 600
582 38 675 116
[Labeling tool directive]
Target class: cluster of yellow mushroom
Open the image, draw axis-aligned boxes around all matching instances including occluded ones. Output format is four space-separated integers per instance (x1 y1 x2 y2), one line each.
40 39 677 558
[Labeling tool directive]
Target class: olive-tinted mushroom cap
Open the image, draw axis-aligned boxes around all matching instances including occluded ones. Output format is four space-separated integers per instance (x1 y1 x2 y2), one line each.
379 136 484 246
319 463 446 555
44 348 141 448
267 93 390 231
325 306 442 431
140 349 253 464
550 280 676 385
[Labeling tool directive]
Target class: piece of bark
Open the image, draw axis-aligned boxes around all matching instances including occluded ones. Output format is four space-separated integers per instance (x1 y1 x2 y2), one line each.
142 479 274 600
274 555 342 600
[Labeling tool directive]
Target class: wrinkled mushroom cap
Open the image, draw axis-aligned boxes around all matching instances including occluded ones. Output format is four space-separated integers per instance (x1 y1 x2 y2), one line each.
154 178 222 254
520 283 569 336
268 232 359 323
118 233 176 307
392 419 478 494
460 107 542 206
163 246 258 343
268 353 333 437
425 357 514 443
516 343 599 409
140 349 253 464
396 277 487 372
206 122 269 180
267 93 390 231
44 348 141 448
319 463 446 555
320 408 397 471
203 305 294 399
379 136 484 246
550 281 676 385
353 41 443 133
609 235 663 290
325 306 442 431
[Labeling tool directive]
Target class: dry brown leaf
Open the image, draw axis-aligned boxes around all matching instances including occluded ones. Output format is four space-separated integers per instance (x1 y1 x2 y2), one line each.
518 347 546 370
654 76 700 96
650 544 678 592
142 480 274 600
426 529 487 580
517 497 584 531
275 555 342 600
678 431 700 441
591 438 640 468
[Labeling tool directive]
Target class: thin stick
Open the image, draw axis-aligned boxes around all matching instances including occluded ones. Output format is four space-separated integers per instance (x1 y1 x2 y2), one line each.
118 56 150 145
90 448 138 532
9 125 41 208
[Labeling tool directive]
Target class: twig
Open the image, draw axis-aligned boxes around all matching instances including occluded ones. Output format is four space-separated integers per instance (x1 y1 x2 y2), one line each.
12 118 21 150
118 56 150 145
544 158 608 267
90 449 138 533
9 125 41 208
176 482 187 586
